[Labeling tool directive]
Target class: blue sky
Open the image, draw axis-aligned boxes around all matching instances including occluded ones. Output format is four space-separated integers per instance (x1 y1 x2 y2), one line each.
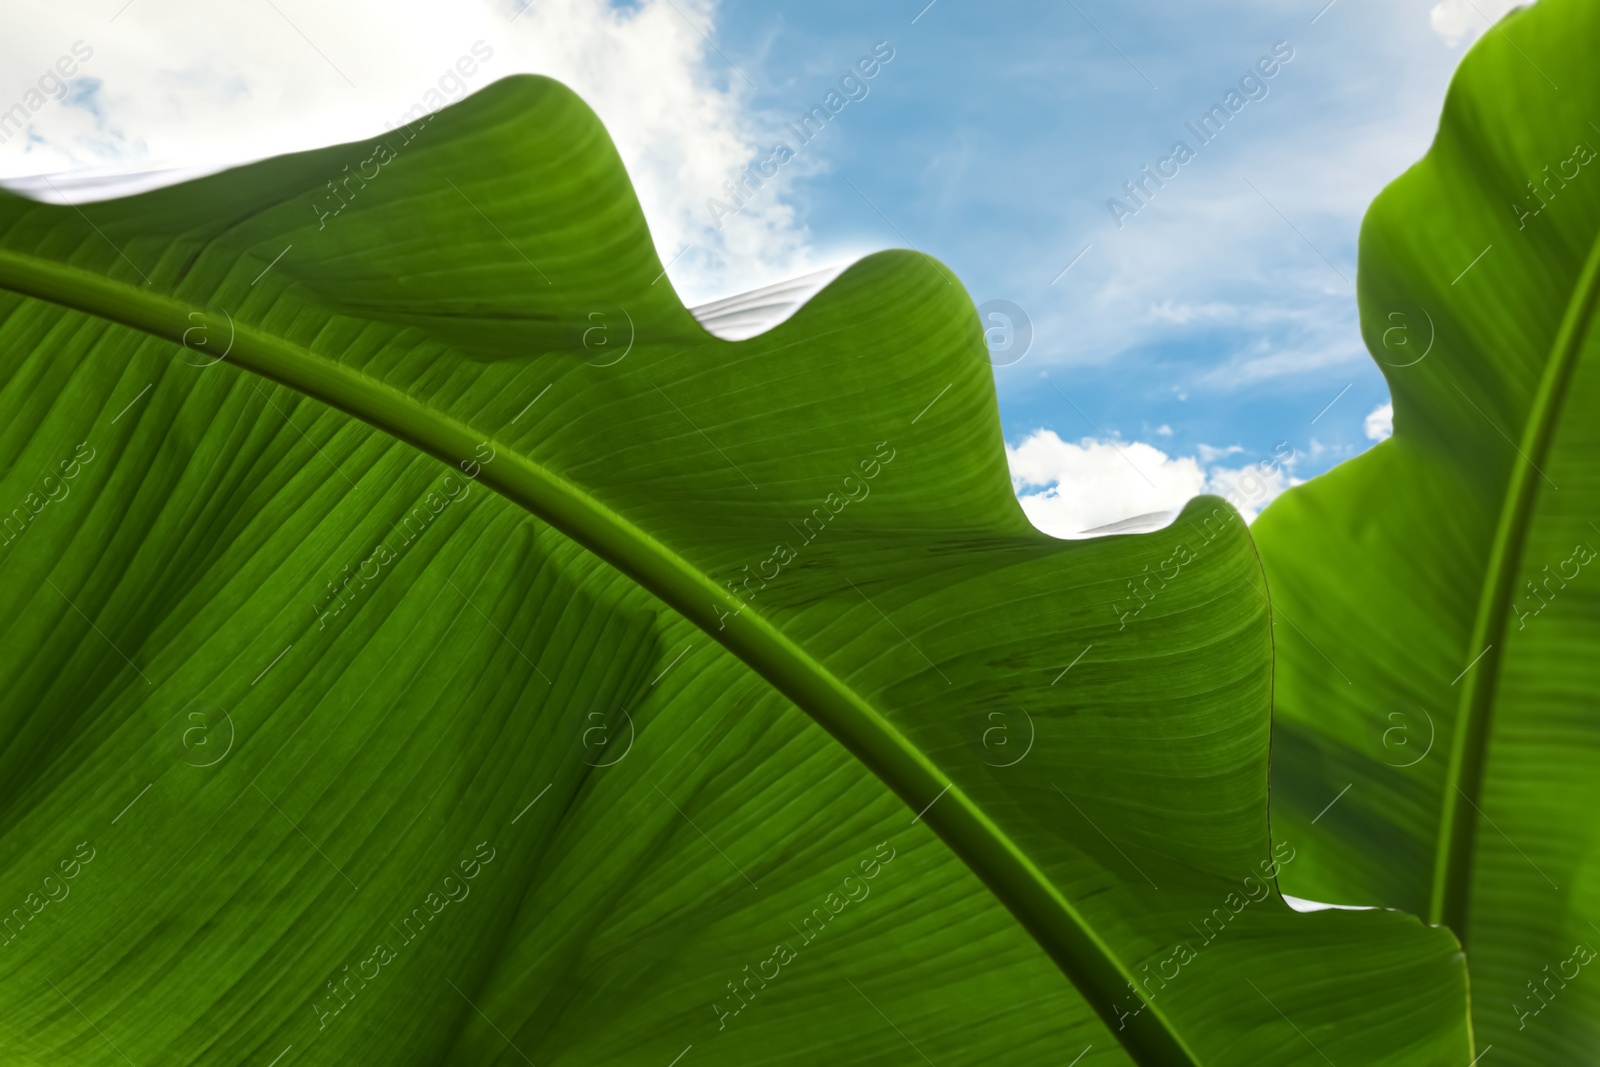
696 0 1511 528
0 0 1517 533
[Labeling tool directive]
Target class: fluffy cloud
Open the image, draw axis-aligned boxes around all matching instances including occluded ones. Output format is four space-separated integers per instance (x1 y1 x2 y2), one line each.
1012 7 1526 402
0 0 819 305
1365 400 1393 440
1203 460 1296 522
1007 429 1297 538
1429 0 1523 47
1196 443 1244 463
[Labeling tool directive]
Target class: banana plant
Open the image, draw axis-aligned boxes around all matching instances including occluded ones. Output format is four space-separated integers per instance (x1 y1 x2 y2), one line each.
1257 0 1600 1061
0 73 1476 1065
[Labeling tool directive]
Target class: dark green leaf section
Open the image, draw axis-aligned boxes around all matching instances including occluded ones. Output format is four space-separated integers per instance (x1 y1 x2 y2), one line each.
1256 0 1600 1059
0 76 1468 1064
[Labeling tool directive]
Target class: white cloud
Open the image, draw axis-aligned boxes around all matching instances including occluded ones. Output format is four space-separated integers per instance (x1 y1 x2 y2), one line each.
1200 334 1372 389
0 0 820 305
1147 300 1240 325
1429 0 1522 47
1154 424 1173 436
1305 436 1357 464
1010 9 1508 400
1006 429 1297 538
1009 431 1206 537
1196 443 1244 463
1365 400 1393 440
1204 460 1297 523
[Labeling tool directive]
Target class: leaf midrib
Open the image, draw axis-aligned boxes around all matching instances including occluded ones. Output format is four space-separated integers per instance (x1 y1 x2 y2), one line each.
0 247 1204 1067
1431 224 1600 933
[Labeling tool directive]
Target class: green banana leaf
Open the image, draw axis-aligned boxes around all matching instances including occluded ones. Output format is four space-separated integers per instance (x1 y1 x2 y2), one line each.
0 76 1469 1065
1255 0 1600 1059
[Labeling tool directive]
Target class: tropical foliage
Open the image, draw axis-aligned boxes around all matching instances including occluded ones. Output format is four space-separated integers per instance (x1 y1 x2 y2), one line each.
0 1 1590 1064
1258 0 1600 1061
